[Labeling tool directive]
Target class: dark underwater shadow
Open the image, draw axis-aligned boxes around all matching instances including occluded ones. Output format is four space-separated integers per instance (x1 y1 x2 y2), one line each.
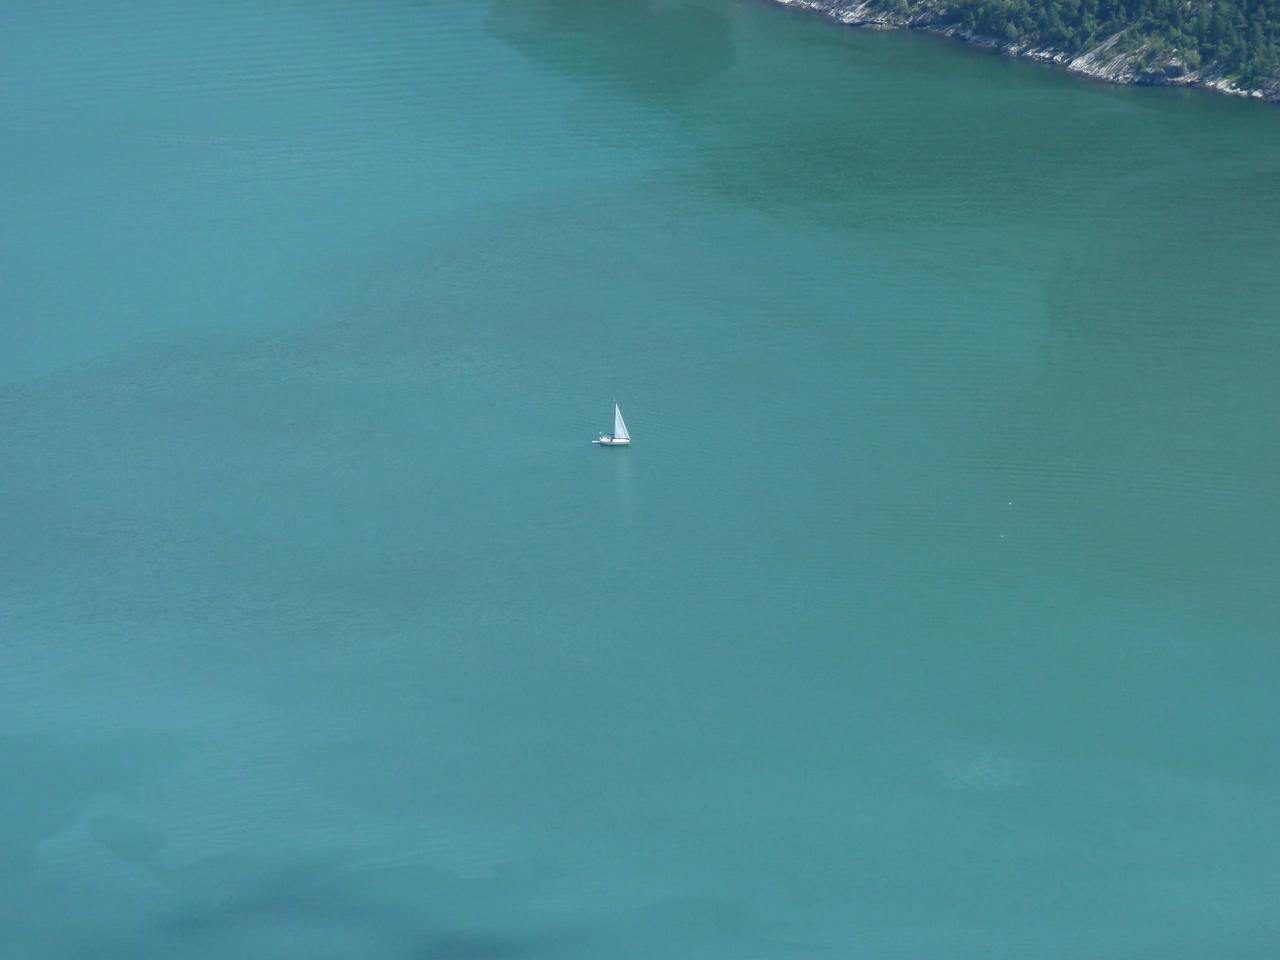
485 0 735 104
53 855 567 959
479 0 1118 231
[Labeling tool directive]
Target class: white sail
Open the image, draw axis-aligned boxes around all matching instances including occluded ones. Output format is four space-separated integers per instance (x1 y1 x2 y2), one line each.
613 403 629 441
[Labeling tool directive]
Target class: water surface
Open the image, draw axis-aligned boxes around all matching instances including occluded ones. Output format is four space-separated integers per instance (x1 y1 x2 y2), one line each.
3 1 1279 957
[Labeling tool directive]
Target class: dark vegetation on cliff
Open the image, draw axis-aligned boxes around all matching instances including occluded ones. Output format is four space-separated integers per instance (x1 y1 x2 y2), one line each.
873 0 1280 89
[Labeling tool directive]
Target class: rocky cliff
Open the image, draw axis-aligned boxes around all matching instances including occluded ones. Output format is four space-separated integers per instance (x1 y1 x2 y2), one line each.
773 0 1280 103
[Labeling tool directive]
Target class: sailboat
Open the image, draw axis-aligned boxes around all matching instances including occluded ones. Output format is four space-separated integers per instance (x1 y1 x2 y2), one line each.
592 402 631 446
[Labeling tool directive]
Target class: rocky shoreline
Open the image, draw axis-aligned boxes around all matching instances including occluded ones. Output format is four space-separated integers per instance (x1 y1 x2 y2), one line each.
773 0 1279 104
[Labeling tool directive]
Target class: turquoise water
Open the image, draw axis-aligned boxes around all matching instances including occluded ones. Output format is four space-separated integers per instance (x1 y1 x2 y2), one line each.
4 0 1280 956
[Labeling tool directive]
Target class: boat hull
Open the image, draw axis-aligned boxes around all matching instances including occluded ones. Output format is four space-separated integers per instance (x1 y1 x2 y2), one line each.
593 436 630 445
